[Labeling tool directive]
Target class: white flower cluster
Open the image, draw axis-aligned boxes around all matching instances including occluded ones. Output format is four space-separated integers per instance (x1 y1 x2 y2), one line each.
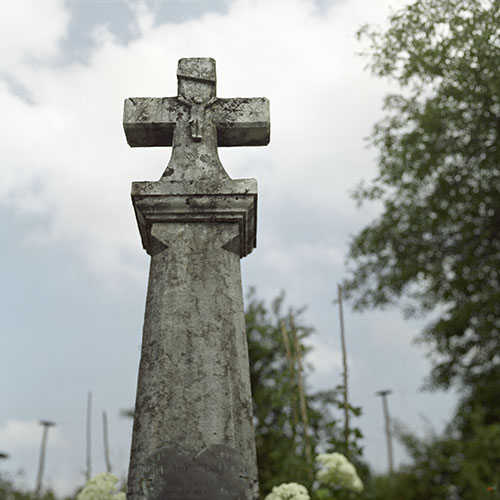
76 473 126 500
264 482 311 500
315 452 363 493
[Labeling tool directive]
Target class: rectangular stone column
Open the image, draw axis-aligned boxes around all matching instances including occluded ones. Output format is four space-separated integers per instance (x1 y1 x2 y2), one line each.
127 180 259 500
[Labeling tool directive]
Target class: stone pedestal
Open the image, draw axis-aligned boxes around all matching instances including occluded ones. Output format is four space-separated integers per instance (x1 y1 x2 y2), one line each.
126 179 259 500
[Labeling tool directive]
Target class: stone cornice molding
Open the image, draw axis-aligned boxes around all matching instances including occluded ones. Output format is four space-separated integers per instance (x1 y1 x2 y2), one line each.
132 179 257 258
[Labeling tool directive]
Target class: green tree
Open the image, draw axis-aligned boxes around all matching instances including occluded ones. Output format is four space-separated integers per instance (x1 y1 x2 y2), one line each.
245 289 365 497
370 405 500 500
344 1 500 498
345 0 500 393
0 474 70 500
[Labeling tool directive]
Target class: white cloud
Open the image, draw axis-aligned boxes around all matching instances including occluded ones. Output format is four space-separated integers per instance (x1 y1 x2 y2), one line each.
369 314 420 346
0 0 402 281
0 0 68 74
305 335 342 375
0 419 62 449
259 238 344 289
128 0 156 35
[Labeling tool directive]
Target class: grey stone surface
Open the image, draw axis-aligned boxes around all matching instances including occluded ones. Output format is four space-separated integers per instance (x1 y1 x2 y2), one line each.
141 445 248 500
123 57 270 182
124 58 270 500
132 179 257 258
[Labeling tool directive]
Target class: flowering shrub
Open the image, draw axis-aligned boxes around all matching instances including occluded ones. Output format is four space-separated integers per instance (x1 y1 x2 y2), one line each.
315 453 363 493
264 482 311 500
76 473 125 500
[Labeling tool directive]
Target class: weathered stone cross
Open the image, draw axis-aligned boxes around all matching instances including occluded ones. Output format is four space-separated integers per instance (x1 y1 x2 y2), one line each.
123 58 269 500
124 57 269 182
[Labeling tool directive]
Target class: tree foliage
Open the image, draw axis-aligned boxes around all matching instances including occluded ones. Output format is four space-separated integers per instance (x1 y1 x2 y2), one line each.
364 379 500 498
245 289 365 496
371 404 500 500
344 1 500 498
344 0 500 391
0 475 70 500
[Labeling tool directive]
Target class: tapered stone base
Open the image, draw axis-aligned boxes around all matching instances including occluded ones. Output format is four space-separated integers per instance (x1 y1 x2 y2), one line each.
127 214 259 499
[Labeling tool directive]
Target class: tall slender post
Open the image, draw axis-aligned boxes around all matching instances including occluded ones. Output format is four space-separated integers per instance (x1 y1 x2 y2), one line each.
86 391 92 481
337 284 349 456
376 389 394 474
290 316 313 476
102 411 112 473
280 320 298 456
34 420 56 499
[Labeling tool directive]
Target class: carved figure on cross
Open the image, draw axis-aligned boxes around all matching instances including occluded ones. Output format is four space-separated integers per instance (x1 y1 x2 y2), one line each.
176 59 217 142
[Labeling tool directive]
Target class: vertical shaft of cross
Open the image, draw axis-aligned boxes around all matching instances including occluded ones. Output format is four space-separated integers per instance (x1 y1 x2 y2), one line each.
123 58 269 500
127 221 258 498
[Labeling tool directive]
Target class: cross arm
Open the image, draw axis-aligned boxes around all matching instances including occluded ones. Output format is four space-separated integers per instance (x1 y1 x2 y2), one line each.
214 98 270 147
123 97 178 147
123 96 270 148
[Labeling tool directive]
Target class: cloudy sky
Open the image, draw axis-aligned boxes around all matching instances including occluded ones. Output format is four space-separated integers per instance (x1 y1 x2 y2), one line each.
1 0 458 496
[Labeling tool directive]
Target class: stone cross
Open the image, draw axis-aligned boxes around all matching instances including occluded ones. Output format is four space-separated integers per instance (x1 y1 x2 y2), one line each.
124 57 269 183
123 58 270 500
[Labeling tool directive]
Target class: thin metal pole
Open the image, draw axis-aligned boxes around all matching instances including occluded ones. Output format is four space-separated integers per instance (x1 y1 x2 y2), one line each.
102 411 112 473
86 391 92 481
337 284 349 456
376 389 394 474
34 421 56 499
